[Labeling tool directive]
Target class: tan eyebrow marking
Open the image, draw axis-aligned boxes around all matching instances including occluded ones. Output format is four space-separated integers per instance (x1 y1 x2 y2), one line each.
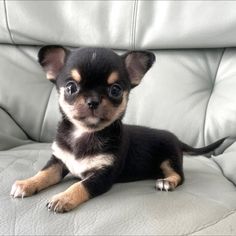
107 72 119 85
71 69 81 82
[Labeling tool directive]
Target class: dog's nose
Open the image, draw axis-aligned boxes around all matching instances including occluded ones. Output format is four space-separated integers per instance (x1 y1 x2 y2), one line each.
86 97 100 110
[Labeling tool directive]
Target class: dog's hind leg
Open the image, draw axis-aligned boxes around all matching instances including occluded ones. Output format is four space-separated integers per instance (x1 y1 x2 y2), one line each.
156 159 184 191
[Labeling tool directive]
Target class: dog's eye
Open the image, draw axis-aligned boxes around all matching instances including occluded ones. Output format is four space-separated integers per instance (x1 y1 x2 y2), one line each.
108 84 123 99
65 81 79 95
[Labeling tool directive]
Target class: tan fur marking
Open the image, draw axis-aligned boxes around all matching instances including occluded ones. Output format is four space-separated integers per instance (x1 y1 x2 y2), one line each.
32 166 62 191
10 165 62 198
58 88 90 131
160 160 181 189
107 72 119 84
71 69 81 82
101 91 128 122
115 91 128 117
48 182 89 212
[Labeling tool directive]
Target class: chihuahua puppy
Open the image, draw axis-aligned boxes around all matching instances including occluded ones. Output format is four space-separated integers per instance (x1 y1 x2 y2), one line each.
10 46 225 213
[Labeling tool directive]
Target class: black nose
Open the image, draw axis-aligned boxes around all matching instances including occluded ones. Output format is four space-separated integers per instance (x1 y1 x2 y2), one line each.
87 97 100 110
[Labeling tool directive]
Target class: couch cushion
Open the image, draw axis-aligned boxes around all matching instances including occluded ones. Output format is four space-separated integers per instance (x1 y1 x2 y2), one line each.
2 1 134 49
0 45 59 143
1 143 235 235
2 1 236 49
135 1 236 49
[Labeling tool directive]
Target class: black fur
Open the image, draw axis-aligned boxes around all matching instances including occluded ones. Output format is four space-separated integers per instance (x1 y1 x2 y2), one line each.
38 46 226 201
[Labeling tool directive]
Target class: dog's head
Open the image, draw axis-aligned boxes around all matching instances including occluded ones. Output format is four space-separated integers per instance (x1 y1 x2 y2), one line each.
38 46 155 131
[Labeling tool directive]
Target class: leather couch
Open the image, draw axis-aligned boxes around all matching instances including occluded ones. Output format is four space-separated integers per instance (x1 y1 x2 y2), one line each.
1 1 236 235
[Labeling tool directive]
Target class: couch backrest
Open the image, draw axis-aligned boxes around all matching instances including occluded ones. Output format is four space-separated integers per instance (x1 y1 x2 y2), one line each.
1 1 236 49
1 1 236 149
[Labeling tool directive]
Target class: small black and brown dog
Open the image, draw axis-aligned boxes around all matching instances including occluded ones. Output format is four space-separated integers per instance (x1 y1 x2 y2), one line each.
10 46 225 213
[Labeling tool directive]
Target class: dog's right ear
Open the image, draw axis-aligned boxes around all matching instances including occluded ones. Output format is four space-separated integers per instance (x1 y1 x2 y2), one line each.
38 45 69 83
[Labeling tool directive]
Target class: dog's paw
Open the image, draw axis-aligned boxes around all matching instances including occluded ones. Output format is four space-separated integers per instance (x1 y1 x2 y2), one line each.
46 192 77 213
10 179 36 198
155 178 175 192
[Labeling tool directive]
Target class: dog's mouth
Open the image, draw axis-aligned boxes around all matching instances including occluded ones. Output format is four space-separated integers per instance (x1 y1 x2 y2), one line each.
74 110 110 129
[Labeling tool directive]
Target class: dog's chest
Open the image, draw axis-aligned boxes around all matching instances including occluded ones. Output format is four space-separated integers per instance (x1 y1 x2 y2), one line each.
52 142 113 178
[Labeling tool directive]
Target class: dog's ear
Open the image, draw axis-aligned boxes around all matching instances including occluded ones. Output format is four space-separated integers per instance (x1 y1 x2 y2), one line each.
122 51 155 88
38 45 69 83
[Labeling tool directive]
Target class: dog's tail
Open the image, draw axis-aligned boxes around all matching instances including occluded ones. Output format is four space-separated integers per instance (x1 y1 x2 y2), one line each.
180 137 227 156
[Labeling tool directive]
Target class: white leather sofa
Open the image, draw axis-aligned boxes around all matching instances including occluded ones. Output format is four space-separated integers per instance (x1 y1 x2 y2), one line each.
0 1 236 235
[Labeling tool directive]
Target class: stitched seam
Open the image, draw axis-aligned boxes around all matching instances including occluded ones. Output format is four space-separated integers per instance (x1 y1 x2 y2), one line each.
187 210 236 235
130 0 138 49
129 1 135 49
202 48 225 146
39 86 54 142
0 107 30 140
132 0 138 50
3 0 15 44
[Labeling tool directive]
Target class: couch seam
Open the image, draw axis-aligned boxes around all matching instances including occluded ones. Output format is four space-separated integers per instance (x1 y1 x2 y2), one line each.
39 85 54 142
129 2 134 49
0 107 30 140
202 48 225 146
187 210 236 235
130 0 138 50
133 0 138 49
3 0 15 44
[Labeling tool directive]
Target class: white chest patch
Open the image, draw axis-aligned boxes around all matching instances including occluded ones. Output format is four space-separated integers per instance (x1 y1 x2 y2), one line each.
51 142 114 179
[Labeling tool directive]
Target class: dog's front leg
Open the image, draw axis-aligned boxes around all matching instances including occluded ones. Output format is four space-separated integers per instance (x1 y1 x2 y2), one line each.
10 155 68 198
47 167 114 213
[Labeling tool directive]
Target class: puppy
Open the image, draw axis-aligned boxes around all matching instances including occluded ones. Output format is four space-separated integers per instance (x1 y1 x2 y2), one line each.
10 46 226 213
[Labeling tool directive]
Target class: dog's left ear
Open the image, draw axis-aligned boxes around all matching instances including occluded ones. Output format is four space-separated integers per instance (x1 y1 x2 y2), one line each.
38 45 69 83
122 51 155 88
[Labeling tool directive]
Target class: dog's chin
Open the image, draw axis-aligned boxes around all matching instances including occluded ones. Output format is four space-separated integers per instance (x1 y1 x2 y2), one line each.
74 116 112 131
83 117 101 128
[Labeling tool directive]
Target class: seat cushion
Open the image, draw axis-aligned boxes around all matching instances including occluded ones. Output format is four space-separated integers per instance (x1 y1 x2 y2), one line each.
1 143 236 235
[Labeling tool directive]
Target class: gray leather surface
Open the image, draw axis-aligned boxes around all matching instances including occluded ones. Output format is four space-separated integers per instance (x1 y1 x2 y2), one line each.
0 0 11 42
0 45 59 143
0 108 31 150
1 1 236 49
1 143 236 235
192 213 236 235
213 142 236 185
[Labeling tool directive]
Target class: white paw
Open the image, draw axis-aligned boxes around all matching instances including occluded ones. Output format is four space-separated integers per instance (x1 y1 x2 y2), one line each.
155 179 172 191
10 180 36 198
10 182 26 198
